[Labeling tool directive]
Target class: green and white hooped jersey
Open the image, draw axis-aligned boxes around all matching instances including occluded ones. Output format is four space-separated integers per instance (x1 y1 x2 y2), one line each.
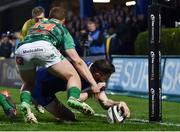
18 18 75 51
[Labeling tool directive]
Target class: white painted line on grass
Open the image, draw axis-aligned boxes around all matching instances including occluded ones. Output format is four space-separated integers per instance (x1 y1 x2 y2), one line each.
94 113 180 127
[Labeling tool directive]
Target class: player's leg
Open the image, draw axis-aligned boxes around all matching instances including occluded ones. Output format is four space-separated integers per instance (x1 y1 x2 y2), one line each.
48 58 81 90
19 70 45 114
0 93 16 117
18 69 38 123
32 84 75 121
44 97 76 121
35 42 81 104
15 42 48 123
48 59 95 115
15 53 37 123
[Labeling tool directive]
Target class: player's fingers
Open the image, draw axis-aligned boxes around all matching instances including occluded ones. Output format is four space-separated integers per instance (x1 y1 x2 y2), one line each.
125 106 130 118
121 102 130 117
118 102 130 118
98 82 106 86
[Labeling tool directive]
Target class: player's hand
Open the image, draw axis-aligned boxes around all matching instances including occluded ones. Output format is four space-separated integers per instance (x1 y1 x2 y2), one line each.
118 101 130 118
97 82 106 90
91 82 106 93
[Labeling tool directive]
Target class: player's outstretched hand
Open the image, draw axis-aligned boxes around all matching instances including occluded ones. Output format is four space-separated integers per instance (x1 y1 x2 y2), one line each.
118 101 130 118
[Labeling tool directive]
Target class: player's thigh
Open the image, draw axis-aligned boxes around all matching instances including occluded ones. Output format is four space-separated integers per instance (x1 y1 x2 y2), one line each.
15 56 36 89
48 59 80 81
18 69 36 92
15 56 36 82
18 69 36 82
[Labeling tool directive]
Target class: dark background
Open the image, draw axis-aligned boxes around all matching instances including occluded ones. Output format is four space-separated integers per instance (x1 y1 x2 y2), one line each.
0 0 179 33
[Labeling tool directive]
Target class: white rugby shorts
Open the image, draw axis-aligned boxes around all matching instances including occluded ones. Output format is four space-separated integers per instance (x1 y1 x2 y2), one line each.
15 40 64 71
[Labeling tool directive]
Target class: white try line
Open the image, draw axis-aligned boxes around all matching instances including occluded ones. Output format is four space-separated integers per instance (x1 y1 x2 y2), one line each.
94 113 180 127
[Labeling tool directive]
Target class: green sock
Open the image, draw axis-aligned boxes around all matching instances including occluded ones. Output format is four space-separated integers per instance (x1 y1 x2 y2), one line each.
6 97 15 108
68 87 80 99
0 94 12 111
20 91 32 105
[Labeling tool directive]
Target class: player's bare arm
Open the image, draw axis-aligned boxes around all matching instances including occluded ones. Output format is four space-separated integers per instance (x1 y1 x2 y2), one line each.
95 91 130 118
79 82 106 102
65 49 101 93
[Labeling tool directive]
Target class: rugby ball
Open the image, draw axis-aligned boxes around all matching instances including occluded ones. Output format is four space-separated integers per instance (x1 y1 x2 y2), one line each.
106 105 125 123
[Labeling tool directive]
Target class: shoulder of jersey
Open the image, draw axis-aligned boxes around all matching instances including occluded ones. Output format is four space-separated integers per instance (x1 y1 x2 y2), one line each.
25 19 35 25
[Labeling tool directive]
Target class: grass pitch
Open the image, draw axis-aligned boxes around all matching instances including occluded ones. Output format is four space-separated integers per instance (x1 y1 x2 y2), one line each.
0 87 180 131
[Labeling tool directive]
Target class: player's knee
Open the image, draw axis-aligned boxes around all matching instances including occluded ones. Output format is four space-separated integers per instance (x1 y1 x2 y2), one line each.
22 81 35 92
67 70 80 81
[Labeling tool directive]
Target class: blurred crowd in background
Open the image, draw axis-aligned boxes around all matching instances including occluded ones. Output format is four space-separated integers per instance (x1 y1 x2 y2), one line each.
66 5 147 57
0 5 147 59
0 31 20 59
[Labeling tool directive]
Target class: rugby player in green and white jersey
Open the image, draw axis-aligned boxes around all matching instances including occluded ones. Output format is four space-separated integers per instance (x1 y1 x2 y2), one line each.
15 7 103 123
19 6 47 114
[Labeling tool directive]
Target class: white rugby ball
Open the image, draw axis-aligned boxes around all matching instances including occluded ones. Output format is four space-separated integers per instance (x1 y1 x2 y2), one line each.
106 105 125 124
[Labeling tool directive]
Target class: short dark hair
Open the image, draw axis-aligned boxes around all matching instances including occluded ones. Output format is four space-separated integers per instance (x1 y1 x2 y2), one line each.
49 7 66 20
91 59 115 75
32 6 45 18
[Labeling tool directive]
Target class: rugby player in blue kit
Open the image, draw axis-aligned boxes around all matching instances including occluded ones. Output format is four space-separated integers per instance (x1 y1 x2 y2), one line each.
32 59 130 121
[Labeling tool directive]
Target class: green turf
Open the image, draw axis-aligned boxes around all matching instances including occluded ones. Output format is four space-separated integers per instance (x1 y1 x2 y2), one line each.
0 87 180 131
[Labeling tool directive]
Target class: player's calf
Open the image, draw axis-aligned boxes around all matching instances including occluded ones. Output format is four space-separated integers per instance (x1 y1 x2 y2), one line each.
0 91 17 118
